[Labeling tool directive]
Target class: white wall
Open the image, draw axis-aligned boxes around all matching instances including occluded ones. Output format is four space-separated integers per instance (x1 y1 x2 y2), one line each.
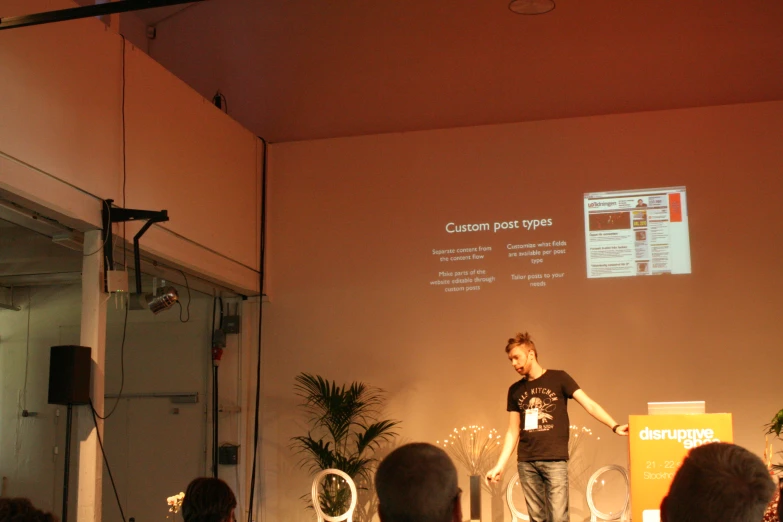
98 289 246 522
0 280 249 521
0 284 81 513
261 101 783 521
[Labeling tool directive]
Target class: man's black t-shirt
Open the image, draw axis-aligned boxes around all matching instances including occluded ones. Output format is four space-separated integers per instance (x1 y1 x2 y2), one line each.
506 370 580 461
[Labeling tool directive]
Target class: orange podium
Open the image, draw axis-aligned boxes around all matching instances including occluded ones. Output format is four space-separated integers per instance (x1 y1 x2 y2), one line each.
628 412 732 522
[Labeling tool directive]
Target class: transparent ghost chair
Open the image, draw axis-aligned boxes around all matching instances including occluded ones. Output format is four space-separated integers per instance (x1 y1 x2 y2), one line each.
585 465 630 522
311 469 358 522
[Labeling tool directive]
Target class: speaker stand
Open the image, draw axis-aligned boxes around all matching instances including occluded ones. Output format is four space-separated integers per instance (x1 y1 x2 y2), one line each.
62 403 73 522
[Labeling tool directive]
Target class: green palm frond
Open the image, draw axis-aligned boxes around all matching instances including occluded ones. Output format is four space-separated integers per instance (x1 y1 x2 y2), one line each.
340 455 374 480
290 435 338 473
765 409 783 437
291 373 400 522
295 374 386 449
317 475 354 516
354 420 400 456
765 409 783 478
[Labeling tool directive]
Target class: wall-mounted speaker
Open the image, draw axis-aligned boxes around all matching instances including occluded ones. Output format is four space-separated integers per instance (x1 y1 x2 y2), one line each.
48 345 91 405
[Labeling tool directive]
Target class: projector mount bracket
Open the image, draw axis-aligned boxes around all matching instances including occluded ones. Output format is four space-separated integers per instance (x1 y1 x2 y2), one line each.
102 199 169 294
0 0 208 31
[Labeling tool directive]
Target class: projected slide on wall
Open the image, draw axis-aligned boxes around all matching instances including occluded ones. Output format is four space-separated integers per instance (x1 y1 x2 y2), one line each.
584 187 691 278
430 217 570 293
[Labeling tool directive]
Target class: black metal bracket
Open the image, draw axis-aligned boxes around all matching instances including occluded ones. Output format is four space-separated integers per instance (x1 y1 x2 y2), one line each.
102 199 169 294
0 0 207 31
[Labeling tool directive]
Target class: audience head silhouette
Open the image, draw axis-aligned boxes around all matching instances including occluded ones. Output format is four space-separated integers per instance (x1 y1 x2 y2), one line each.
375 442 461 522
661 442 775 522
181 477 237 522
0 498 58 522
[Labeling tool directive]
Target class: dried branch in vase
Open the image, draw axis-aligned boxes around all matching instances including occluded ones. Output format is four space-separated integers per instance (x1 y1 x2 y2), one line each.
437 425 501 476
568 425 596 492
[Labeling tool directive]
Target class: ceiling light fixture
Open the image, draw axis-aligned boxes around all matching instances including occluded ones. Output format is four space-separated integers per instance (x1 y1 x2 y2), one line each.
508 0 555 15
144 285 179 314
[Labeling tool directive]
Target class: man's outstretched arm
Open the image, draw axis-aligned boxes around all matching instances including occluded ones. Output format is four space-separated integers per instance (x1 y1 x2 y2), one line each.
573 389 628 435
486 411 521 483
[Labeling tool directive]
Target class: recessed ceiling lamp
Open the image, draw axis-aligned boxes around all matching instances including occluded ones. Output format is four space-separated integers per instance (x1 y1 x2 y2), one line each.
509 0 555 15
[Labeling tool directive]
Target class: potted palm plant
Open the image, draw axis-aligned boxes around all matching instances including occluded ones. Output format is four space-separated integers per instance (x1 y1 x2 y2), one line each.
290 373 400 520
764 409 783 522
767 408 783 475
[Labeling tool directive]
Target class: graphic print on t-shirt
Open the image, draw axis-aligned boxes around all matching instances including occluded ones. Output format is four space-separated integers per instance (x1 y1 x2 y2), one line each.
507 370 580 461
518 386 560 432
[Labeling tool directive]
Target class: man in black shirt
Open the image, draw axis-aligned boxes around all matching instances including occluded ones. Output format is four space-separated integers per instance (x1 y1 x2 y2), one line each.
486 332 628 522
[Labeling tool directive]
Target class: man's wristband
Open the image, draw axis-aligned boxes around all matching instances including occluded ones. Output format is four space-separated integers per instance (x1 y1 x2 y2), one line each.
612 424 620 433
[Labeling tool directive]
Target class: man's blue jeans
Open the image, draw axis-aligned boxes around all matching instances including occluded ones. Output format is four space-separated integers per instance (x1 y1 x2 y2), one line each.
517 460 569 522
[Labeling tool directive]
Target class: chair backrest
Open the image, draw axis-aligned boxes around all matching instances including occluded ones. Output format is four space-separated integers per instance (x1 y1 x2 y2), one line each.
505 466 630 522
586 465 630 522
311 469 358 522
505 473 530 522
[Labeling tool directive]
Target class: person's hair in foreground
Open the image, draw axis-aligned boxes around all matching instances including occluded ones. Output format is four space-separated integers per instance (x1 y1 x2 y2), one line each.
375 442 462 522
505 331 537 359
181 477 237 522
661 442 775 522
778 485 783 522
0 498 58 522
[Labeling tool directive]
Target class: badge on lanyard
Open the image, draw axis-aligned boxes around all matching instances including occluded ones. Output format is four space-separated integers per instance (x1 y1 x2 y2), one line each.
524 408 539 431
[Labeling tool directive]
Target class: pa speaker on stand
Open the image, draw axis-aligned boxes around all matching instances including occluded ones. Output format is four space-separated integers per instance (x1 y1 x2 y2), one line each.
48 345 92 522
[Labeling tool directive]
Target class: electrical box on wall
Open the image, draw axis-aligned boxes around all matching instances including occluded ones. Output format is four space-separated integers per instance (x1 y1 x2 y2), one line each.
106 270 128 293
223 315 240 334
218 444 239 465
223 303 240 334
212 329 226 348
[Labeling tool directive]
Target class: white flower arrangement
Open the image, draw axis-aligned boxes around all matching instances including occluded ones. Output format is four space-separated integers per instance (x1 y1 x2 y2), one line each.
167 492 185 515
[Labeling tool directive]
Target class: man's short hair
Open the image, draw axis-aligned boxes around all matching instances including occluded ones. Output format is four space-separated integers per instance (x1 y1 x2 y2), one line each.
505 332 537 359
0 498 59 522
662 442 775 522
181 477 237 522
375 442 460 522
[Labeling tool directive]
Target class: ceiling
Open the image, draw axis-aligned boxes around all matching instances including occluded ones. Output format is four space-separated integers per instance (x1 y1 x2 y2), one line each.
132 0 783 142
0 218 82 288
68 0 198 25
129 2 196 25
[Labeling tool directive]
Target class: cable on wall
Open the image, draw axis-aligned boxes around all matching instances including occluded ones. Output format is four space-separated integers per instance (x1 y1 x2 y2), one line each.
212 359 219 477
121 36 128 270
83 199 112 257
21 288 31 411
210 295 219 478
94 300 129 420
176 268 192 323
90 398 127 522
247 136 268 522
